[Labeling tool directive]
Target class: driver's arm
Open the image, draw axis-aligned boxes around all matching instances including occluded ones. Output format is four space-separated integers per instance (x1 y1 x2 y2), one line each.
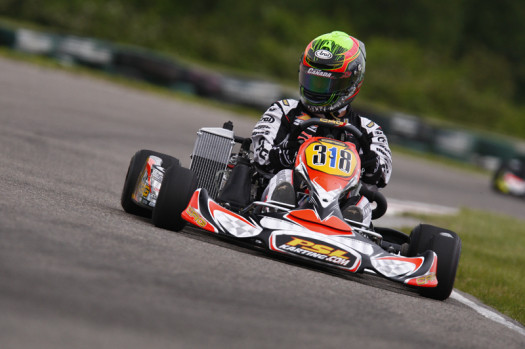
358 116 392 188
252 100 298 171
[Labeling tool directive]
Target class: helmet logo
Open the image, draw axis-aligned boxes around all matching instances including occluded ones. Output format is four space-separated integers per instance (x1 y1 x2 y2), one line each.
307 68 332 78
314 49 333 60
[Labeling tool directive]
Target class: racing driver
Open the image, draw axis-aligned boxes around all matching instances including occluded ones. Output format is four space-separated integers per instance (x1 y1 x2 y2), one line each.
251 31 392 226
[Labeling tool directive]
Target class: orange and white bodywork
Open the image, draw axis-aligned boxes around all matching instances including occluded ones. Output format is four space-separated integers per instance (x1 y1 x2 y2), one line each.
294 137 361 210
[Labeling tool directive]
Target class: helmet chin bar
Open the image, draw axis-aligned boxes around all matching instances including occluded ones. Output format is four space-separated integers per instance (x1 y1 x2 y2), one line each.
311 106 348 120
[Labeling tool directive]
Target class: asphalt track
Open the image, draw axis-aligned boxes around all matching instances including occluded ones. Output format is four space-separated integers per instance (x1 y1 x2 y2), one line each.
1 57 524 348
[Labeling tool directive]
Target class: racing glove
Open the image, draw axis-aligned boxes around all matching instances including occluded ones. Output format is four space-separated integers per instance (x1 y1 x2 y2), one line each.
269 139 300 169
360 150 383 185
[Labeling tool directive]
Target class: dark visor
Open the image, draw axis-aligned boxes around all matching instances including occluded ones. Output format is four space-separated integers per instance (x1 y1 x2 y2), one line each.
299 65 357 94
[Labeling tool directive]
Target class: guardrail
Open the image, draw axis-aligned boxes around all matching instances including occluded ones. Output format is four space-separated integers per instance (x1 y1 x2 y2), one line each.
2 24 524 170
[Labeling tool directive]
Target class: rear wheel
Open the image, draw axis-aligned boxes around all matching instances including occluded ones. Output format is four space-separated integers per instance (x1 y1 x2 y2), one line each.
408 224 462 301
153 165 198 231
121 149 179 218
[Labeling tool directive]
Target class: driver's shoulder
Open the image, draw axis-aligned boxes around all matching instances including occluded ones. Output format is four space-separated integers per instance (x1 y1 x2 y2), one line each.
262 99 300 119
275 98 300 114
355 114 383 133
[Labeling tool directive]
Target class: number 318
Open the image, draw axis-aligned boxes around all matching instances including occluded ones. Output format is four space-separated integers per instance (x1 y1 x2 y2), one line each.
311 144 353 173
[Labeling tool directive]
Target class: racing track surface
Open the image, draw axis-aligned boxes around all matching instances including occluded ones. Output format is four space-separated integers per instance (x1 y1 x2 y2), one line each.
1 57 524 348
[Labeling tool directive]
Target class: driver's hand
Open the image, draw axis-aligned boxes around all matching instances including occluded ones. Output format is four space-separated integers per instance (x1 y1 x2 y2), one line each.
269 139 301 169
361 150 378 173
361 150 383 185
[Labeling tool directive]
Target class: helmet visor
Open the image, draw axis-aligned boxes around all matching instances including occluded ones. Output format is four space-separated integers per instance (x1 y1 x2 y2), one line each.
299 64 358 95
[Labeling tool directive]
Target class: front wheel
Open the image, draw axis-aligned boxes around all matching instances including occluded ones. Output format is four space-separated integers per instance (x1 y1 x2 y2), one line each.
153 165 198 231
121 149 180 218
408 224 462 301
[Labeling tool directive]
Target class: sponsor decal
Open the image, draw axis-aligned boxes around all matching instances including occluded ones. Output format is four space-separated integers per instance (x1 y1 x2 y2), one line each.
416 273 437 286
252 130 270 136
307 68 332 78
254 139 269 160
361 202 372 221
366 121 375 128
133 170 151 204
261 115 275 123
314 49 333 60
275 236 354 267
141 185 150 198
283 99 290 106
308 105 325 112
319 118 344 126
185 206 207 228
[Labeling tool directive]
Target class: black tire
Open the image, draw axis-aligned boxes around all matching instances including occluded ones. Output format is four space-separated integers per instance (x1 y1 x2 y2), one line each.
360 186 388 220
152 165 198 231
408 224 462 301
375 226 410 245
121 149 180 218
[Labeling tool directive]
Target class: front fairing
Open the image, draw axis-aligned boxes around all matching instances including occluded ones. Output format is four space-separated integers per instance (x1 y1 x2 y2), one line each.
294 137 361 217
182 188 438 288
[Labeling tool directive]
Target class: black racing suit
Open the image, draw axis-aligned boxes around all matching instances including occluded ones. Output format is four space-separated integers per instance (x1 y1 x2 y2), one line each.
251 99 392 188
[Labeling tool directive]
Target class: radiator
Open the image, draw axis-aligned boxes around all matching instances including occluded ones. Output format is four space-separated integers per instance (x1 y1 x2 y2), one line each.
189 127 235 199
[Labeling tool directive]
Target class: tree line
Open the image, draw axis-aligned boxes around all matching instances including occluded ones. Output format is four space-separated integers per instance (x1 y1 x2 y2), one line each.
1 0 524 136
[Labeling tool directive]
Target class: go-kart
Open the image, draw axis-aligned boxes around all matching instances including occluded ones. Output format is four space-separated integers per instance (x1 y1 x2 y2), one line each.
121 118 461 301
492 158 525 198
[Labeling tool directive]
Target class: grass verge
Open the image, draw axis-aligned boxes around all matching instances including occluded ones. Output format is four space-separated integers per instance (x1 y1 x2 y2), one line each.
405 208 525 325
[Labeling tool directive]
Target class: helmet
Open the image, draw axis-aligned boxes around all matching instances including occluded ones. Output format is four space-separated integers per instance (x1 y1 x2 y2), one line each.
299 31 366 115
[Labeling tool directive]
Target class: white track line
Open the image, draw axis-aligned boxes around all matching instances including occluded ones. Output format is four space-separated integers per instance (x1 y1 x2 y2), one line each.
451 291 525 337
385 198 458 216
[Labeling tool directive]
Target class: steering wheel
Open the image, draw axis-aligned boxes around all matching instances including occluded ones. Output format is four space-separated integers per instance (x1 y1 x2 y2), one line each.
289 117 371 152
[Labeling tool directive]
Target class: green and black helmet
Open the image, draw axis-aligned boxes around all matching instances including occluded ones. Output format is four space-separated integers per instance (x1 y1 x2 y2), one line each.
299 31 366 115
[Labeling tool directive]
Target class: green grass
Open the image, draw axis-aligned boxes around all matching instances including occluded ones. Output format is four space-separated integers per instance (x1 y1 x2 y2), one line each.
405 208 525 325
2 9 525 140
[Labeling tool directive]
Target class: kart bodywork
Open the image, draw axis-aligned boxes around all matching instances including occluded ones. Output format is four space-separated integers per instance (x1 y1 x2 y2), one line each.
182 187 438 288
492 158 525 198
121 119 461 300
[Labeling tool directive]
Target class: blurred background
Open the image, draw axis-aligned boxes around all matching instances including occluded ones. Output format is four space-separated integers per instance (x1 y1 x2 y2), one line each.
1 0 525 168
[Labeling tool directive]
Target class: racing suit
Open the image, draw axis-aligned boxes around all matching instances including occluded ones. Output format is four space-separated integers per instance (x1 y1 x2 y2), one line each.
251 99 392 225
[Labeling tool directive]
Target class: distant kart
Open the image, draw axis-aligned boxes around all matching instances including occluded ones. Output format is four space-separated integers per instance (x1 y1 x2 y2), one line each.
121 118 461 300
492 158 525 198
